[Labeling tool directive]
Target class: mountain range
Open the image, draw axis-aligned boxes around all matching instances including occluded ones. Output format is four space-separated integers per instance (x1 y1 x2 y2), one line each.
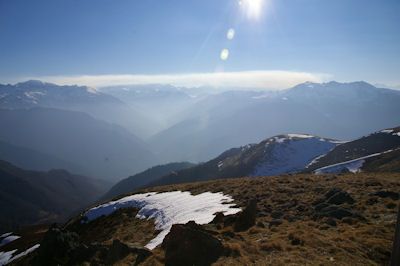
1 80 400 182
0 160 110 233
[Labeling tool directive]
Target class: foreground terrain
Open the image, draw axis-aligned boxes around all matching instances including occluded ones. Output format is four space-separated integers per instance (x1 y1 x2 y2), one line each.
3 172 400 265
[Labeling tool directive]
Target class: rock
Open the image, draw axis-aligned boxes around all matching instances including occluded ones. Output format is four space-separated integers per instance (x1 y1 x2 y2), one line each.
371 191 399 200
325 188 343 199
162 221 224 266
223 215 237 227
106 239 152 265
315 202 330 211
211 212 225 224
256 221 266 228
271 211 284 219
326 190 355 205
234 199 257 232
33 226 81 265
288 234 304 246
316 205 363 220
269 219 283 228
324 217 337 227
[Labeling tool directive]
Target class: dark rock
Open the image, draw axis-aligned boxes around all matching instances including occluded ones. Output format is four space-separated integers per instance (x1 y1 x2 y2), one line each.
269 219 283 228
33 226 80 265
386 202 397 209
288 234 304 246
256 221 266 228
106 239 152 265
324 217 337 227
162 221 224 266
284 215 296 223
271 211 284 219
315 202 330 211
316 205 364 220
222 231 236 238
371 191 399 200
234 199 257 232
326 190 355 205
211 212 224 224
325 188 343 199
223 215 237 227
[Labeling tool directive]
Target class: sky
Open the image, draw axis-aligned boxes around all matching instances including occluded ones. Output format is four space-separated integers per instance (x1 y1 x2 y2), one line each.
0 0 399 89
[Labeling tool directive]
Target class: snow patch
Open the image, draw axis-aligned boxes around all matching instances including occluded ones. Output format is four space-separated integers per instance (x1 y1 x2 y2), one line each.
0 244 40 265
287 134 314 139
0 233 12 239
0 235 20 247
84 191 241 249
314 150 395 174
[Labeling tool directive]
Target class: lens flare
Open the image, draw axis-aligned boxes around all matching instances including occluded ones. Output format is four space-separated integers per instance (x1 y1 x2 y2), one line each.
220 49 229 61
227 28 235 40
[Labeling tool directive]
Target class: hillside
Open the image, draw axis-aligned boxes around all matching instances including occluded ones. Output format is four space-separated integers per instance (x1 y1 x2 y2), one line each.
0 140 83 173
307 126 400 172
0 160 110 233
147 134 339 188
10 172 400 265
102 162 195 200
0 108 157 180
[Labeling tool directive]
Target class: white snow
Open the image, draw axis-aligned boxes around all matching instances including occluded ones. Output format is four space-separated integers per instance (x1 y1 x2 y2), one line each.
380 129 400 137
0 244 39 265
253 136 337 176
0 250 16 266
86 87 98 94
315 158 366 174
84 191 241 249
0 235 20 247
314 150 396 174
0 233 12 239
251 94 270 99
286 134 314 139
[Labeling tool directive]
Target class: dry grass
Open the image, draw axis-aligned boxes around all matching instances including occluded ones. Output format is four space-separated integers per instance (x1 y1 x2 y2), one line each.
137 173 400 265
12 172 399 265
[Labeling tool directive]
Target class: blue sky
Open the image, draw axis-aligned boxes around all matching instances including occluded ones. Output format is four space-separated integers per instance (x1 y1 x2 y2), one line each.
0 0 399 89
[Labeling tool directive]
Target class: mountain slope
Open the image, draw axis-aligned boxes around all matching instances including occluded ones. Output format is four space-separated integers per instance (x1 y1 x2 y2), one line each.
307 126 400 171
17 173 400 265
148 134 338 187
0 140 83 173
0 108 158 180
0 160 110 233
102 162 195 200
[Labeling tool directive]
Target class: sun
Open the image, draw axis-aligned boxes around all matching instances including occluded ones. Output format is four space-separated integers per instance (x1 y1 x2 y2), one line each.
240 0 264 20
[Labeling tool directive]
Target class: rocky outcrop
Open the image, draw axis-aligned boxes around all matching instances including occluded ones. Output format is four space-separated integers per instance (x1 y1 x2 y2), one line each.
32 226 151 265
234 199 257 232
162 221 224 266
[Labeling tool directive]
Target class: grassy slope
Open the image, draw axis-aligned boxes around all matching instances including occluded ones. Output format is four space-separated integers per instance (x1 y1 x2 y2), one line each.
139 173 400 265
10 172 400 265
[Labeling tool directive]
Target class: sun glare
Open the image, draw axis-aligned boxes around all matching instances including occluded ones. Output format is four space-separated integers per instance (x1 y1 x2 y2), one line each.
240 0 264 20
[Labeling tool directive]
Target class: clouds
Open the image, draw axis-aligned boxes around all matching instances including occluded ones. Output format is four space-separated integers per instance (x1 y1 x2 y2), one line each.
16 70 329 90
